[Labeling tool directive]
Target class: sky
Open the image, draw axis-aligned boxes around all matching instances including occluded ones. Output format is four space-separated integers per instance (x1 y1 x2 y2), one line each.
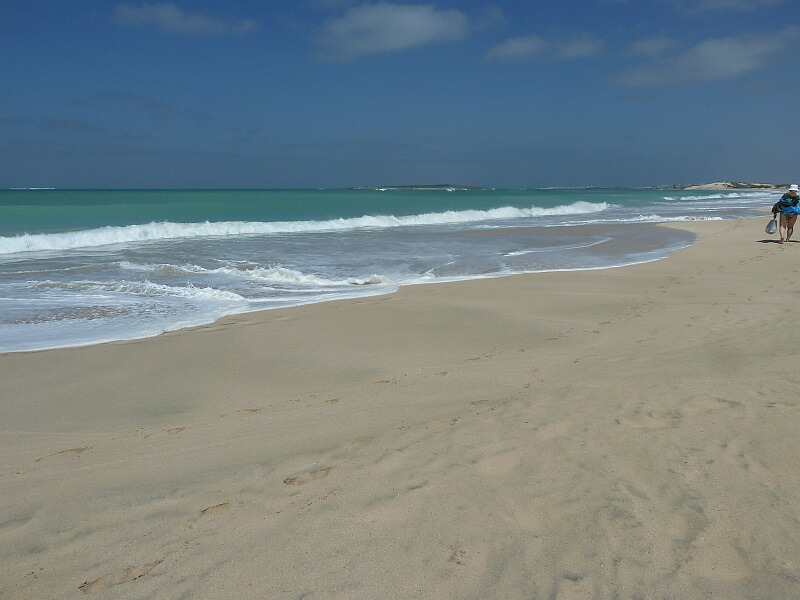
2 0 798 189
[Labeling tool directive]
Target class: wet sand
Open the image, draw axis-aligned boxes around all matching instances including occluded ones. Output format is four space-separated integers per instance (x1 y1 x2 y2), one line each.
1 218 799 599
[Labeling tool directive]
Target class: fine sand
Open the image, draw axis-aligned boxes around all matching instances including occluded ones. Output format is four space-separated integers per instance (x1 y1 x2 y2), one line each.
2 218 799 599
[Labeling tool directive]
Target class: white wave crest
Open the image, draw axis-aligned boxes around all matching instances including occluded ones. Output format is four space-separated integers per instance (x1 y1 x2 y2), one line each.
237 265 337 286
0 201 612 255
588 214 724 224
34 279 247 302
348 274 393 285
662 192 767 201
241 266 392 287
118 261 394 288
115 281 246 301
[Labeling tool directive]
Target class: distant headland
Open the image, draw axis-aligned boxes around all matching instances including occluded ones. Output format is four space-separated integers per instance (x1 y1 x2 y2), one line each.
350 184 484 191
349 182 789 192
679 181 787 190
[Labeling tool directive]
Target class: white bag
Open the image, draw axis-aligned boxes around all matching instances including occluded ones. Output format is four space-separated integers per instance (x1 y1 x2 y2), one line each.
766 218 777 234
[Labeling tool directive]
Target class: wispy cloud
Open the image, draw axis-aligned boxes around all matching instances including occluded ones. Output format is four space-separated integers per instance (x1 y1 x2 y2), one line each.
93 92 179 120
40 118 103 135
485 34 549 62
113 3 258 36
665 0 782 11
626 36 680 58
308 0 363 9
317 2 472 61
486 33 606 62
474 4 505 30
615 29 795 86
557 34 608 59
612 0 783 12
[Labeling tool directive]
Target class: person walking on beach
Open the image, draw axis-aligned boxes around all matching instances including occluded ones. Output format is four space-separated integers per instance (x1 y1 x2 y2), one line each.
772 184 800 243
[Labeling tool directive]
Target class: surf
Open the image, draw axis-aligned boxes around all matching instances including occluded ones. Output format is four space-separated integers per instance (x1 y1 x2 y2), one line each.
0 201 612 255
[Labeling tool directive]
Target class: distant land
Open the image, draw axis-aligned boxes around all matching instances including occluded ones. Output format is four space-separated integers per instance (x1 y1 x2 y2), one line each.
350 184 484 191
679 181 787 190
350 182 788 192
3 182 790 192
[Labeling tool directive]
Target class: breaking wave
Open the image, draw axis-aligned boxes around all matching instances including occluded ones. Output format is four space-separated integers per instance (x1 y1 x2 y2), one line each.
0 201 611 255
32 279 248 302
661 192 767 201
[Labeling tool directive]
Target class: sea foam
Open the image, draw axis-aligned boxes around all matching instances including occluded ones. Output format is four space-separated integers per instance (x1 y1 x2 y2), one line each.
117 262 394 288
31 279 248 301
0 201 611 255
661 192 763 201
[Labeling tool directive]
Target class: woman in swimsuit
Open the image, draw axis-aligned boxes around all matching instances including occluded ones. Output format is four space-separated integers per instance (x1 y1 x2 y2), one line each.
772 184 800 243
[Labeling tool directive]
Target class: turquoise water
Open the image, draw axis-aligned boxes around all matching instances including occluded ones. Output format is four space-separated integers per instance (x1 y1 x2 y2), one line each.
0 187 682 236
0 187 772 352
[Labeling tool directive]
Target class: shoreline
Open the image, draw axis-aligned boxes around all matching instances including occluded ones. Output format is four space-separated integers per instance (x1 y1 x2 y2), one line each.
3 217 800 599
2 221 699 355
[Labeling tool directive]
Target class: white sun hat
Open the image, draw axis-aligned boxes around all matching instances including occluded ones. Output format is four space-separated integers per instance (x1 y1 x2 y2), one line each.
790 184 800 192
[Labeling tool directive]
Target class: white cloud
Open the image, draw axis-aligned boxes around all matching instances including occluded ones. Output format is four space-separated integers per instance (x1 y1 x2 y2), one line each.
474 4 505 30
626 36 680 58
485 34 549 62
113 3 258 36
615 30 794 86
556 34 607 59
486 33 606 62
318 2 471 61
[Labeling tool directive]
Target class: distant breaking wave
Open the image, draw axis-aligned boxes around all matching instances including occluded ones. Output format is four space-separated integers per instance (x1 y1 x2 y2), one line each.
661 192 763 201
572 214 724 225
0 201 611 255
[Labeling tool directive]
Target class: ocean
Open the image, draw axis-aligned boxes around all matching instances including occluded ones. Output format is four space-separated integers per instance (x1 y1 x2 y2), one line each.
0 187 774 353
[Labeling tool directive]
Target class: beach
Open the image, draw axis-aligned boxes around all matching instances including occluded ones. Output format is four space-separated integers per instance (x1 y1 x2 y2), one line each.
0 187 766 354
2 217 799 599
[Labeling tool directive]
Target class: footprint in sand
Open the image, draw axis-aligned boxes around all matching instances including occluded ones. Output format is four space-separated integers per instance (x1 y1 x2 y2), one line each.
79 559 162 594
283 467 333 485
35 447 91 462
235 407 260 414
767 400 800 410
426 417 459 431
448 546 467 566
221 407 262 417
144 427 185 439
621 413 679 429
345 436 373 451
200 503 231 517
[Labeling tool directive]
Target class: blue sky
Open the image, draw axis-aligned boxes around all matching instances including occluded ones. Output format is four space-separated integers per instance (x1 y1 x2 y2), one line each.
2 0 798 188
